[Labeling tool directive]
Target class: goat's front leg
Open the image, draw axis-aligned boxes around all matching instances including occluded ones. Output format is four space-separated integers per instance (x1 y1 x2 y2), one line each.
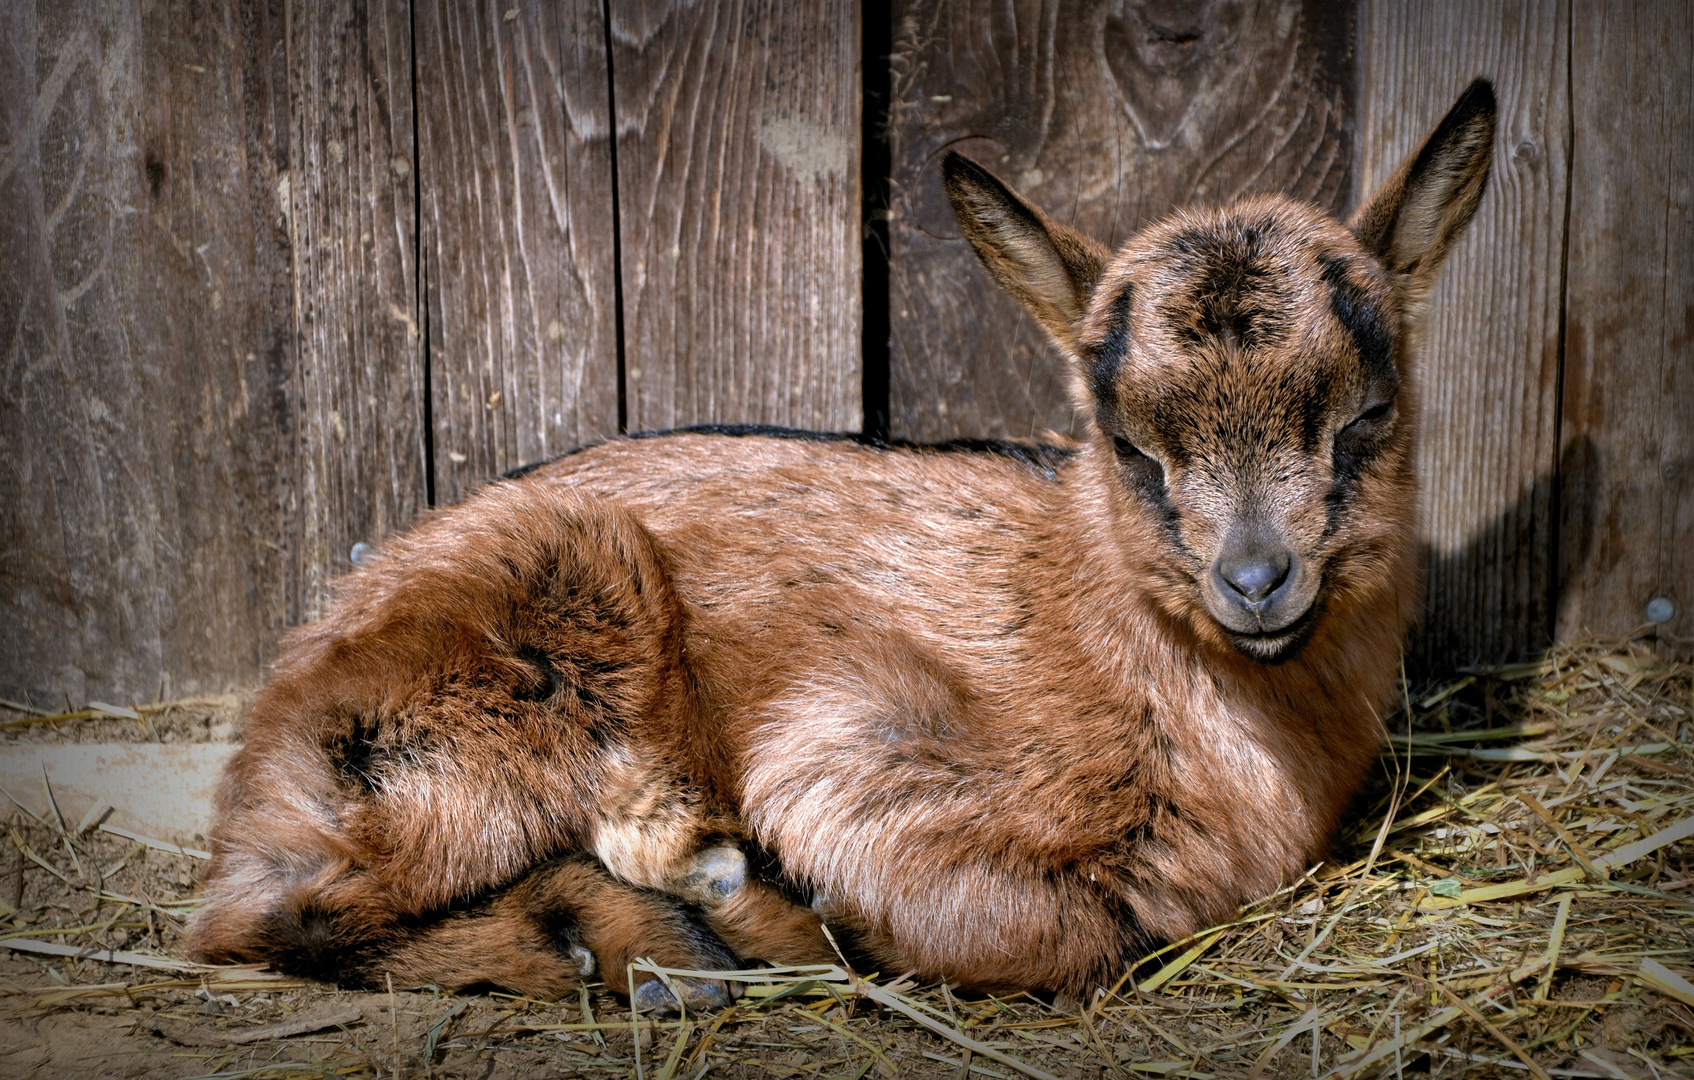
830 847 1142 995
679 830 1143 994
653 842 839 970
731 663 1152 993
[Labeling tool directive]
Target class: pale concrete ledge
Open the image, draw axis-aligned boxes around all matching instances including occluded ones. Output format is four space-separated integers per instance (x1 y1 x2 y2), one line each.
0 742 236 843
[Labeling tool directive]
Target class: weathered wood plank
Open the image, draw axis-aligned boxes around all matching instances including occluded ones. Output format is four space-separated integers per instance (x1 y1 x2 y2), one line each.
416 0 620 503
885 0 1355 442
1356 0 1569 668
609 0 861 433
285 0 428 612
1558 0 1693 642
0 0 295 703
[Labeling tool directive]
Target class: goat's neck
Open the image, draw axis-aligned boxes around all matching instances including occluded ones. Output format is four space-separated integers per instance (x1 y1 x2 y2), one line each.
1053 447 1405 805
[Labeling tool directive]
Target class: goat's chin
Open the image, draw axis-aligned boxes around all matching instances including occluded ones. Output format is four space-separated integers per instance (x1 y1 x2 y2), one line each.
1210 603 1321 664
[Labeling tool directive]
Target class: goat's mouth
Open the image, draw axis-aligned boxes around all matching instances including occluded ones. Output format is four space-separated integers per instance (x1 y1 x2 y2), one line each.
1218 603 1319 663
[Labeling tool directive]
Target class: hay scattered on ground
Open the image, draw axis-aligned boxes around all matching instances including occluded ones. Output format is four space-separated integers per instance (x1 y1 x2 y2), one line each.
2 638 1690 1078
1 693 248 745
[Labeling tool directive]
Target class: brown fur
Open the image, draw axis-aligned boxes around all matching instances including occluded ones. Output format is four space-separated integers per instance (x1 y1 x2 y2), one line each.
189 82 1496 1005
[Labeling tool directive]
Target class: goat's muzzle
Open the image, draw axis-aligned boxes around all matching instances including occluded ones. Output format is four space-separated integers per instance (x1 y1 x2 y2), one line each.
1203 536 1318 662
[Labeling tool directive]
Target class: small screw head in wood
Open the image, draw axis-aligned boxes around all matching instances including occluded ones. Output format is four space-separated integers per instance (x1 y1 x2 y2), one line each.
1645 597 1675 624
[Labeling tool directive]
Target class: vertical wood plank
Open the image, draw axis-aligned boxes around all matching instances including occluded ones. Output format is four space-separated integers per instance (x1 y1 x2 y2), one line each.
285 0 427 612
1356 0 1569 668
610 0 862 433
885 0 1355 442
0 0 296 703
416 0 620 503
1558 0 1693 642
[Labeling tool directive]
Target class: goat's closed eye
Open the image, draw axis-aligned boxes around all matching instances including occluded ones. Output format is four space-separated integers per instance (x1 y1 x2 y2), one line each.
1342 401 1393 435
1112 435 1167 499
1112 435 1149 461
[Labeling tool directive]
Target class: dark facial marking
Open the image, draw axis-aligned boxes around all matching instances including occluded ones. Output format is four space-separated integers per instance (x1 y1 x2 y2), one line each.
1164 225 1288 351
1325 400 1398 537
1313 254 1402 534
1318 254 1397 388
1293 369 1343 455
1113 438 1185 555
1324 466 1358 538
1087 285 1134 412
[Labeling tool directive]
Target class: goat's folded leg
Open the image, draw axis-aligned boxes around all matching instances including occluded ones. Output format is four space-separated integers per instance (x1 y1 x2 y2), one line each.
387 855 743 1012
664 842 842 968
850 853 1154 997
190 486 736 975
654 839 1149 994
195 854 741 1012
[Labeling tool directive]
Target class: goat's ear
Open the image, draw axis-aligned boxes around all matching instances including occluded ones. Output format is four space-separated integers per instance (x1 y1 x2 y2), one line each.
1350 79 1496 306
944 152 1110 358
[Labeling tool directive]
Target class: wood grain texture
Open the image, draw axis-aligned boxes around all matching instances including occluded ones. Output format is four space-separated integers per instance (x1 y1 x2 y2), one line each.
284 0 428 615
1558 0 1693 641
416 0 620 503
0 0 295 703
885 0 1355 442
609 0 861 433
1356 0 1570 669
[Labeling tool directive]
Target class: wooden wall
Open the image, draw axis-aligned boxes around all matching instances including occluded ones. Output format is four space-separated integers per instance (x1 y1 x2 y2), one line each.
885 0 1354 441
1 0 1687 706
1557 0 1693 648
1353 0 1570 668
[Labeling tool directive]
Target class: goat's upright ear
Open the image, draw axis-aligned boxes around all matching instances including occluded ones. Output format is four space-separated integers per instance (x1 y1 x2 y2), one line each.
1350 79 1497 306
943 152 1110 358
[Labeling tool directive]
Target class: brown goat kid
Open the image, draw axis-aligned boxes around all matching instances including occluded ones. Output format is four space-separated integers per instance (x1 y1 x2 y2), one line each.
190 82 1496 1012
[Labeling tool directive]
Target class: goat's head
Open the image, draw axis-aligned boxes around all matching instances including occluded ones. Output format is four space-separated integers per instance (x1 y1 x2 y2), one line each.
945 80 1496 662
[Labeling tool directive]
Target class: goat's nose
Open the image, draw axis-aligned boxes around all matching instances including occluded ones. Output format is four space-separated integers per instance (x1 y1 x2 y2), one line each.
1215 548 1292 604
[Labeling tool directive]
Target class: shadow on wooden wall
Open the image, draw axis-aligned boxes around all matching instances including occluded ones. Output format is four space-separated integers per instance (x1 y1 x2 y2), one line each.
1 0 1687 704
1414 433 1598 672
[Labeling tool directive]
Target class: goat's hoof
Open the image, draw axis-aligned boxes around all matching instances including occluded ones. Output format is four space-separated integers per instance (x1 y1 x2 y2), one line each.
568 944 596 977
667 844 746 905
632 975 739 1016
